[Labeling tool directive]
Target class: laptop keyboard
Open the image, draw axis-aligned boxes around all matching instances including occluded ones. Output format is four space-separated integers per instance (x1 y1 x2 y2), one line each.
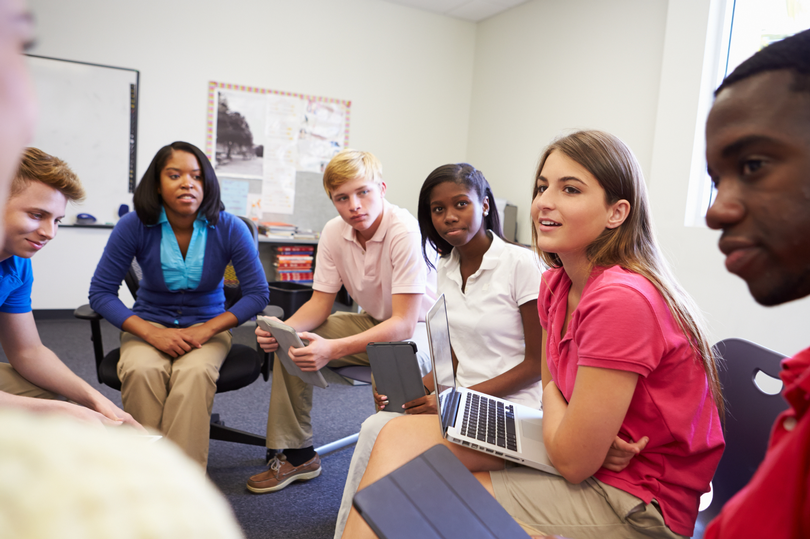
460 393 517 452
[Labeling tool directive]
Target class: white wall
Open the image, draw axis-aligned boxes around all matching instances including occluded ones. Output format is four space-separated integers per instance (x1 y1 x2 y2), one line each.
26 0 810 357
26 0 476 309
468 0 810 356
31 228 134 310
646 0 810 357
466 0 668 243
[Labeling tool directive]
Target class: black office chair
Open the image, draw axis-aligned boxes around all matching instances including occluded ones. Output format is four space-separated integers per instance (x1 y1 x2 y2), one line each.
692 338 788 538
74 215 279 447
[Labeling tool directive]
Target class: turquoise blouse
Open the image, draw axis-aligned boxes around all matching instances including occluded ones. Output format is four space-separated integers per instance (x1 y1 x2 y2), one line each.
156 207 209 291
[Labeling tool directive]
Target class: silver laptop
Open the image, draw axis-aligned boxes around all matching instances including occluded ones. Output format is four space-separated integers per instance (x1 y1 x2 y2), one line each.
426 295 558 474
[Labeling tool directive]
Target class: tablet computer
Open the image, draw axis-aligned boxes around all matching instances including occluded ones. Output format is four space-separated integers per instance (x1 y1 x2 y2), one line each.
367 341 425 412
257 316 328 389
353 444 529 539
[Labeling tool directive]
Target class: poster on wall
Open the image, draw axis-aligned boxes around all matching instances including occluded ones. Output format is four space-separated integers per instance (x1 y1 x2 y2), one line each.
206 81 351 216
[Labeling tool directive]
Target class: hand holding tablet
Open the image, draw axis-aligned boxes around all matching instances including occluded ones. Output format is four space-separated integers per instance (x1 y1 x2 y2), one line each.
257 316 328 389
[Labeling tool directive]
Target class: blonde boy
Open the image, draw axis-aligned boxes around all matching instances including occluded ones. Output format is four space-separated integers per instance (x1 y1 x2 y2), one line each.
249 149 436 493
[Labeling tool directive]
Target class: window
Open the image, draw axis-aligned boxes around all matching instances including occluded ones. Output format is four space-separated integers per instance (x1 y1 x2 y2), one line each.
684 0 810 227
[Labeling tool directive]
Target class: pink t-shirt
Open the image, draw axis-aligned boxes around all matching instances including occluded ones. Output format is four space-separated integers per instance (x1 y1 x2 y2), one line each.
704 347 810 539
540 266 724 537
313 200 437 322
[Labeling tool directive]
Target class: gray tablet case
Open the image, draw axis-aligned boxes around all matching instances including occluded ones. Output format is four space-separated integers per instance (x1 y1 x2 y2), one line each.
353 444 530 539
367 341 425 412
257 316 328 389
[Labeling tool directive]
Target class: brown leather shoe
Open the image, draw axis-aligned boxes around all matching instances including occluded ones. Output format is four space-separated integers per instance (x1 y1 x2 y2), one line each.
246 453 322 493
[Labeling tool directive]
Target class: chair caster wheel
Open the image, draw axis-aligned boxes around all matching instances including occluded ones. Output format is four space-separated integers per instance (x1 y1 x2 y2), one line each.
211 413 224 426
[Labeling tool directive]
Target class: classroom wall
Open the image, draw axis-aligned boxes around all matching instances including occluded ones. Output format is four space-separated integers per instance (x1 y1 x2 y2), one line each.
468 0 810 356
26 0 476 309
646 0 810 357
466 0 668 242
26 0 810 357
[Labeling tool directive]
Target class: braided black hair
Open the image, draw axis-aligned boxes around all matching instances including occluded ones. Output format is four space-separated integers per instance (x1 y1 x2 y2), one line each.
717 28 810 95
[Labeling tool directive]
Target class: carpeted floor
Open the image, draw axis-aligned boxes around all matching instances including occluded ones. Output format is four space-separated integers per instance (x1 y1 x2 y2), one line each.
5 315 376 539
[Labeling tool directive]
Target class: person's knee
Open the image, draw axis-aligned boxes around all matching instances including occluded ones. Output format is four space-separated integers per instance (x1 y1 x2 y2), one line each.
361 411 398 431
173 360 219 385
374 415 424 450
119 360 168 386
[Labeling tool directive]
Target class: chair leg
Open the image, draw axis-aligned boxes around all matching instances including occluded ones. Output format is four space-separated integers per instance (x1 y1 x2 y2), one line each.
209 422 267 447
314 433 360 456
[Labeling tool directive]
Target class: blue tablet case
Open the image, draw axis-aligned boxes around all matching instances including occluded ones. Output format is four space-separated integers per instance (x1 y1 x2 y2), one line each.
353 444 530 539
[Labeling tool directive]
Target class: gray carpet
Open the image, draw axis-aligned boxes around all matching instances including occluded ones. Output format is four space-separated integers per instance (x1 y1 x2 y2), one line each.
6 315 376 539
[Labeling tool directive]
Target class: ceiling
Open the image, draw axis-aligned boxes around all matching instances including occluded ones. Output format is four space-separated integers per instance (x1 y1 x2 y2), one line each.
379 0 529 22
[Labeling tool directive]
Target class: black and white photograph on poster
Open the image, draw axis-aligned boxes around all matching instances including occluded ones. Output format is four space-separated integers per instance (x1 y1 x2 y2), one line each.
214 89 266 179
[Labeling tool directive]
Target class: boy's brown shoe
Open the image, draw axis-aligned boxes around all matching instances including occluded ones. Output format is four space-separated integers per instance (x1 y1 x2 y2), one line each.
246 453 322 493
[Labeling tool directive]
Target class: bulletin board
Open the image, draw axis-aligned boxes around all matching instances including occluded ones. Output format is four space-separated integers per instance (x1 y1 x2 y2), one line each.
25 55 138 225
205 81 350 233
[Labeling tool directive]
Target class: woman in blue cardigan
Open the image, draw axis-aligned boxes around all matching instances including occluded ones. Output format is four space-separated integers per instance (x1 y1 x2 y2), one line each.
89 141 268 468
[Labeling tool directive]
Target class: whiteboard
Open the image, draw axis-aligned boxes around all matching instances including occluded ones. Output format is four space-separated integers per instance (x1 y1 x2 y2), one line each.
25 55 138 225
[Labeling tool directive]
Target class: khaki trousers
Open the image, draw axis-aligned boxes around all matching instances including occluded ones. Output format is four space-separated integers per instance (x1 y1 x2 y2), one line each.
0 363 58 400
118 323 231 468
491 466 687 539
265 311 380 450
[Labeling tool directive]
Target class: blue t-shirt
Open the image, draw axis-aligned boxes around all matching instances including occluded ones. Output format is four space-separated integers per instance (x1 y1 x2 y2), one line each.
0 256 33 313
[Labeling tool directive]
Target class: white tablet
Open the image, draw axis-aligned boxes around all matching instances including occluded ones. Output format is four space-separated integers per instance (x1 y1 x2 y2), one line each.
257 316 328 389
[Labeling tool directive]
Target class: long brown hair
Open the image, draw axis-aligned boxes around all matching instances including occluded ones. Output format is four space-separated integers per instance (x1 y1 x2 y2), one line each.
532 130 724 419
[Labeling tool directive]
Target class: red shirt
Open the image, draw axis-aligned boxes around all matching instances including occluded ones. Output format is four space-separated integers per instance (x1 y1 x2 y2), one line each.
540 266 725 537
704 347 810 539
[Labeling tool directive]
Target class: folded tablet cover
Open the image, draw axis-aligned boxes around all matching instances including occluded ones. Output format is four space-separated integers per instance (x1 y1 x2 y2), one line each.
257 316 328 389
353 444 529 539
367 342 425 412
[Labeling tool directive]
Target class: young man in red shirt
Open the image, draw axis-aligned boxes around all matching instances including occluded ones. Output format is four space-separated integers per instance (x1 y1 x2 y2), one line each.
702 28 810 538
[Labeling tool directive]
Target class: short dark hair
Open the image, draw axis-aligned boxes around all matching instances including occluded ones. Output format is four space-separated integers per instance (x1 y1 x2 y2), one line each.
716 28 810 96
417 163 504 270
133 141 224 225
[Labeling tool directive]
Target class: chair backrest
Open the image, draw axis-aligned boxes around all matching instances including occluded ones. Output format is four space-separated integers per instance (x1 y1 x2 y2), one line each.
223 215 259 310
694 338 788 535
122 214 260 310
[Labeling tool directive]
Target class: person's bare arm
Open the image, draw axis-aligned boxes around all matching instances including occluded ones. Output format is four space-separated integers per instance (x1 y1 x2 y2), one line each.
254 290 336 354
0 312 142 429
467 300 544 399
291 293 422 372
542 367 638 483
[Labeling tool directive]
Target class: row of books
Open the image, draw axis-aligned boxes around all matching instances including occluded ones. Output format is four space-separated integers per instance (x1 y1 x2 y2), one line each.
259 221 320 240
274 245 315 284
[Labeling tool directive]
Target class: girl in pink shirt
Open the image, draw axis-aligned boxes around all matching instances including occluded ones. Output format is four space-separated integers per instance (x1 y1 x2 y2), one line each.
343 130 725 539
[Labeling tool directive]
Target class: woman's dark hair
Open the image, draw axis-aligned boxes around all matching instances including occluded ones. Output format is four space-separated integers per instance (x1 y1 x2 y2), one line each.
417 163 504 270
133 141 224 225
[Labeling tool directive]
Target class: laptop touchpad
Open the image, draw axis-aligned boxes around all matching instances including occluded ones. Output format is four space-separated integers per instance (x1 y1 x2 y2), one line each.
521 419 544 442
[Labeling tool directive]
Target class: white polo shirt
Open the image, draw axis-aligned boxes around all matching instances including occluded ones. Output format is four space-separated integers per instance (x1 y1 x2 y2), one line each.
313 199 437 322
438 233 544 408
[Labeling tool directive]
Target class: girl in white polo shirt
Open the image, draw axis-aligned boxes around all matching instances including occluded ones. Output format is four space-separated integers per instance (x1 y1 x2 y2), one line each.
334 163 544 538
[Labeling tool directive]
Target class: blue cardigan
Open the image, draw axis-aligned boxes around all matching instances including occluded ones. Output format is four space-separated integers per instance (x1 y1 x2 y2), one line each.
89 211 269 329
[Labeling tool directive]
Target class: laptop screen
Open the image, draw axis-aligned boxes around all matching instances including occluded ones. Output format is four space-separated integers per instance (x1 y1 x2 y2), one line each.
426 295 457 434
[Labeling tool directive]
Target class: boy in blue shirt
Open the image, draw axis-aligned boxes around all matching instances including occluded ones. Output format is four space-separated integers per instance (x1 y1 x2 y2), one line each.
0 147 140 429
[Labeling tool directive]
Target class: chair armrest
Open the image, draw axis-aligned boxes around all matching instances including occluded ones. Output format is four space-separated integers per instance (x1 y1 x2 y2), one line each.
74 304 102 321
73 304 107 385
